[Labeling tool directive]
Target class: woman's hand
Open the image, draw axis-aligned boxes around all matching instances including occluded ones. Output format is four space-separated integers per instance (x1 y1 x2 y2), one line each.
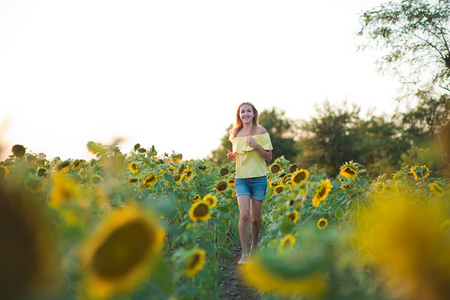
245 136 259 149
227 149 236 161
246 136 272 161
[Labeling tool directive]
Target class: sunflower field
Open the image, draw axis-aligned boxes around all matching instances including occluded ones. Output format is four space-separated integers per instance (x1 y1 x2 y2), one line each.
1 142 449 300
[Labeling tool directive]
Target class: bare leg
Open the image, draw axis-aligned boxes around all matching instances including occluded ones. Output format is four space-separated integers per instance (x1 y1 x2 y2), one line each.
237 195 251 255
250 199 263 251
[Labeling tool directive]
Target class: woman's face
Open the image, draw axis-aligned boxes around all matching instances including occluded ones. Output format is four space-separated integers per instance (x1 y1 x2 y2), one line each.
239 104 254 125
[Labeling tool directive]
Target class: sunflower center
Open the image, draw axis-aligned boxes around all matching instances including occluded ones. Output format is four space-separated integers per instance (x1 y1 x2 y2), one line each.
92 220 153 279
344 167 355 175
217 182 227 191
194 204 208 217
189 253 200 269
271 165 280 172
293 172 306 183
317 187 326 198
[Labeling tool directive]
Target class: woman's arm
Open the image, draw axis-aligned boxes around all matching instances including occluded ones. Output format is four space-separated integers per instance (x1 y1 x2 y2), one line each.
245 136 272 162
255 147 272 162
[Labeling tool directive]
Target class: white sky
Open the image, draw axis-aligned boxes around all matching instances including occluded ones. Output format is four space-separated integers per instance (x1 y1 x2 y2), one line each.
0 0 402 161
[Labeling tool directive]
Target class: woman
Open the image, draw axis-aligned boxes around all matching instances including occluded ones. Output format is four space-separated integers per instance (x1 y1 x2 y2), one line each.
227 102 273 264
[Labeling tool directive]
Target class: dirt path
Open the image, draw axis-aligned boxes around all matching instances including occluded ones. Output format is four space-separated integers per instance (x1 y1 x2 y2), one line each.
218 245 260 300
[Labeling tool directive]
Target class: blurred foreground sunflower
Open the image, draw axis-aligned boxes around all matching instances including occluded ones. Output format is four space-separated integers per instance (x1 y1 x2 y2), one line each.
80 206 165 299
355 194 450 300
429 182 445 197
0 165 9 179
240 251 327 298
286 210 299 223
279 234 296 252
0 183 61 299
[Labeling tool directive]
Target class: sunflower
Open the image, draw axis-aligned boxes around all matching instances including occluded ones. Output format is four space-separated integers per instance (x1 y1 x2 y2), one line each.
372 182 385 194
220 167 229 176
174 173 183 183
279 234 296 251
240 254 327 298
291 169 309 186
340 184 353 191
227 178 235 186
340 165 357 179
80 207 165 299
128 178 138 185
216 181 228 193
269 163 282 173
186 248 206 277
189 202 211 221
128 163 139 174
280 174 292 185
169 154 182 163
269 181 279 188
409 165 431 180
203 194 217 208
440 220 450 231
286 210 299 223
49 174 81 209
312 180 332 207
429 182 445 197
72 159 83 171
56 160 70 173
355 194 450 300
178 164 186 175
184 169 193 180
289 163 298 173
12 144 26 157
87 141 106 155
317 218 328 230
192 195 201 202
0 183 60 299
143 174 158 187
273 185 285 195
37 168 47 177
0 165 9 179
91 174 103 185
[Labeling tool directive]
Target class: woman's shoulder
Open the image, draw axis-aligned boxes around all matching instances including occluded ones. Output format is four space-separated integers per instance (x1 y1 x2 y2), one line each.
254 126 267 135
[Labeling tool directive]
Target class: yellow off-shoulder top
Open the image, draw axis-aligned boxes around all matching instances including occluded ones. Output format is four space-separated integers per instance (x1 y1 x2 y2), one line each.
231 132 273 179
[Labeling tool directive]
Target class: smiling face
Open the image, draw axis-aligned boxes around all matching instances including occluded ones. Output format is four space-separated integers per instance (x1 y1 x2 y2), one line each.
239 104 254 125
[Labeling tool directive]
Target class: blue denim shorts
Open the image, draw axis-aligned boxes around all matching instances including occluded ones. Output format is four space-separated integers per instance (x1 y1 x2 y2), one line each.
235 176 268 200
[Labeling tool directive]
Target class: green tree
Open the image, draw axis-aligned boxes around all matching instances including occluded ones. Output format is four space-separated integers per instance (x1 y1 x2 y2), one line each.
358 0 450 95
297 101 411 177
297 101 361 176
258 108 297 162
357 115 410 176
401 91 450 170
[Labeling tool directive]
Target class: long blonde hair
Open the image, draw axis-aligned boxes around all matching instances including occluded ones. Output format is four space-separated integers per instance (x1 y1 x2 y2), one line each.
229 102 259 140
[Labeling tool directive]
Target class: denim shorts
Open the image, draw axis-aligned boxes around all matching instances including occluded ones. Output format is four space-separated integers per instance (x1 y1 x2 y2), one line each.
235 176 268 200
